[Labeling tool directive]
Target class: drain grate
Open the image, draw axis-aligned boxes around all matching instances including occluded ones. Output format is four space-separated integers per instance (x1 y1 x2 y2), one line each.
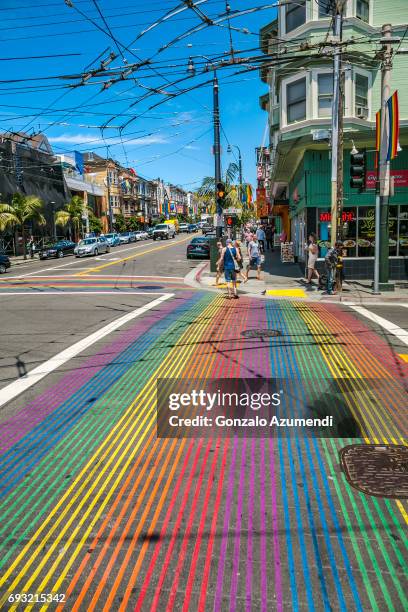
241 328 282 339
136 285 164 290
339 444 408 499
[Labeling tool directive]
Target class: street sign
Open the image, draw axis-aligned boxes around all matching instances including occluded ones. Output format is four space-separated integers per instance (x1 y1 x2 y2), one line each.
214 213 224 227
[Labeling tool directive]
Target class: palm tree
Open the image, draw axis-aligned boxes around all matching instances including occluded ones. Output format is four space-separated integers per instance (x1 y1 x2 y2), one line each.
196 163 244 215
0 193 45 259
55 196 84 242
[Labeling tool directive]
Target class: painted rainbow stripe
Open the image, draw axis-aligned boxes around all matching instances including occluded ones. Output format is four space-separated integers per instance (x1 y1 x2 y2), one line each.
0 296 406 611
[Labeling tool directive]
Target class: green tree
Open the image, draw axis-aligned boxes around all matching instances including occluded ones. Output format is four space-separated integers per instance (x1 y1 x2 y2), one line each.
127 217 141 231
88 211 103 234
0 193 45 259
114 213 126 233
55 195 84 242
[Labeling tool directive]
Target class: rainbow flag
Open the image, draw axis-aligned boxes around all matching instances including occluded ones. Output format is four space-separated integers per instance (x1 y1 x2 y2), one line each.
375 109 381 169
386 91 399 161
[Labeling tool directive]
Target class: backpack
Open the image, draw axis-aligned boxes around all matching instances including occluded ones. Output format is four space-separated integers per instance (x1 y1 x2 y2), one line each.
325 248 338 268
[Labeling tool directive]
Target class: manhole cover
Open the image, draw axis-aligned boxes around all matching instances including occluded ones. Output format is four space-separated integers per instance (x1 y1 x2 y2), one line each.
136 285 164 290
339 445 408 499
241 329 282 339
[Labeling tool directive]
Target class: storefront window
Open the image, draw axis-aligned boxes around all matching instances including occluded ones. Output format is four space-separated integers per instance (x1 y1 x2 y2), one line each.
399 206 408 256
316 205 408 257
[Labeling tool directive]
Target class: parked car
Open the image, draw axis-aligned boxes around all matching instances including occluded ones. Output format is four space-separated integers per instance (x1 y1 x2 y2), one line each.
0 253 11 274
186 236 211 259
201 224 214 235
118 232 135 244
74 237 110 257
39 240 76 260
133 231 149 241
104 233 121 247
140 230 149 240
152 223 176 240
179 223 189 233
147 227 155 238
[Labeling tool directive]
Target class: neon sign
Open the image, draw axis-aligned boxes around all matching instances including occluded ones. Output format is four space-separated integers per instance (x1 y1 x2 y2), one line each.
319 212 355 222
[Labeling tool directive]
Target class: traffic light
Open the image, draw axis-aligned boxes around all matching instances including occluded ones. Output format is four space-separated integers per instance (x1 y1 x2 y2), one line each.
225 215 237 227
350 150 366 191
216 182 226 216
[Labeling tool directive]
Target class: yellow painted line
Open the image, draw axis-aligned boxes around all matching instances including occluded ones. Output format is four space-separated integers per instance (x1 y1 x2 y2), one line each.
266 288 308 298
398 354 408 363
76 236 191 276
0 296 223 604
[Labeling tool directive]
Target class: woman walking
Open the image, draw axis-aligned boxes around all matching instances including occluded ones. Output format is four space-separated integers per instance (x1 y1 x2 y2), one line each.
234 240 246 283
217 238 241 299
305 233 320 285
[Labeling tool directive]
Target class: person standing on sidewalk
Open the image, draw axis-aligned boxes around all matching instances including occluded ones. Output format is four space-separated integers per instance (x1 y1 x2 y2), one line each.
217 238 241 299
265 224 273 251
305 233 320 286
256 225 266 254
245 236 262 282
324 242 342 295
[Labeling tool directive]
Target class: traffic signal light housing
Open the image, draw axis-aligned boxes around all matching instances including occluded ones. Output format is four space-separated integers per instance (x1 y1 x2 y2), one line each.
224 214 238 228
216 182 226 216
350 150 366 191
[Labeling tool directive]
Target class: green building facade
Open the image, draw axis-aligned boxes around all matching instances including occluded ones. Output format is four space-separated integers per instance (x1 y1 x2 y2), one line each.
260 0 408 279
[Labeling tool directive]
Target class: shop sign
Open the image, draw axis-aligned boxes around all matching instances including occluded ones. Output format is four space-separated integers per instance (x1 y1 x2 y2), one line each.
319 211 355 222
366 170 408 189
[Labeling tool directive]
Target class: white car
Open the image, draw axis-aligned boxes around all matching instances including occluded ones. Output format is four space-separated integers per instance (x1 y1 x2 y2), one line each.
74 237 110 257
179 223 189 233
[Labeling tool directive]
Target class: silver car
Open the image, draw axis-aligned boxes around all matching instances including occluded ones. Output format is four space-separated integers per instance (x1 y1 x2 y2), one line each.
74 237 110 258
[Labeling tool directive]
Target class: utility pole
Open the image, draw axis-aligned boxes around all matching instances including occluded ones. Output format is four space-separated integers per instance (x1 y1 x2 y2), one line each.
330 0 345 246
378 23 393 288
106 149 114 233
213 72 223 239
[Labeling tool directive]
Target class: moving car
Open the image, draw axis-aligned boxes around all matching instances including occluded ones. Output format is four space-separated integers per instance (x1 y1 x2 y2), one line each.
104 233 121 247
39 240 76 260
0 253 11 274
179 223 189 233
152 223 176 240
186 236 211 259
188 224 198 233
118 232 135 244
74 237 110 257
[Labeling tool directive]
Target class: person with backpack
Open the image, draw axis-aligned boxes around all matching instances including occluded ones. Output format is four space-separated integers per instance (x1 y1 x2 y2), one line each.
217 238 241 299
324 241 342 295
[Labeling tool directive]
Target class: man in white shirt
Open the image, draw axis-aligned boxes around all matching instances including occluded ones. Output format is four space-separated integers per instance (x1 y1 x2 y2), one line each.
245 237 262 281
256 226 266 254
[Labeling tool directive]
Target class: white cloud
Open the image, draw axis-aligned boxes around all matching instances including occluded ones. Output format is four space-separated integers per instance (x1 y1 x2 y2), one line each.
48 133 169 146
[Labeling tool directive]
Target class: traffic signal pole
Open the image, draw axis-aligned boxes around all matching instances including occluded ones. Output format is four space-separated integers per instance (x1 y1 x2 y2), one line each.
213 72 223 239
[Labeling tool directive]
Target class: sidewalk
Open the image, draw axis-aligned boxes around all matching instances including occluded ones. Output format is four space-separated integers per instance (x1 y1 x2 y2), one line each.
191 248 408 303
8 254 39 267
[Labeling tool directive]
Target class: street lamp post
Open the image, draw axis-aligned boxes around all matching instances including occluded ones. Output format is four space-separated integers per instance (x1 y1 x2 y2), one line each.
188 56 223 238
227 143 243 207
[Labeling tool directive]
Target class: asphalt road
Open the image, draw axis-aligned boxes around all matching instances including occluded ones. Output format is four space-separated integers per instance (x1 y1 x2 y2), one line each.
0 235 407 611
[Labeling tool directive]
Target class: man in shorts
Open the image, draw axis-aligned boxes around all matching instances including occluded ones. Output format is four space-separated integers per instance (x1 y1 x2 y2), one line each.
245 236 262 281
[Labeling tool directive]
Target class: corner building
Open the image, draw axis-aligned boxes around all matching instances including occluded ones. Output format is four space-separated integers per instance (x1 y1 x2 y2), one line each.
260 0 408 279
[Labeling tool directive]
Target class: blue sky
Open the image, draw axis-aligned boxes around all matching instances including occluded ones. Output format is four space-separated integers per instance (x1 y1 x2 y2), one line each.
0 0 278 189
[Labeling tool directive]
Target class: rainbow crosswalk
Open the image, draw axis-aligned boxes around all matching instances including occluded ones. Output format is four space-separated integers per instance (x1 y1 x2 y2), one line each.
0 293 407 611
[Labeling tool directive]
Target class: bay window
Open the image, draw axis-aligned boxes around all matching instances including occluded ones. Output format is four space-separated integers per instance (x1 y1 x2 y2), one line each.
356 0 369 23
317 73 333 118
287 77 306 123
355 74 369 118
285 0 306 33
